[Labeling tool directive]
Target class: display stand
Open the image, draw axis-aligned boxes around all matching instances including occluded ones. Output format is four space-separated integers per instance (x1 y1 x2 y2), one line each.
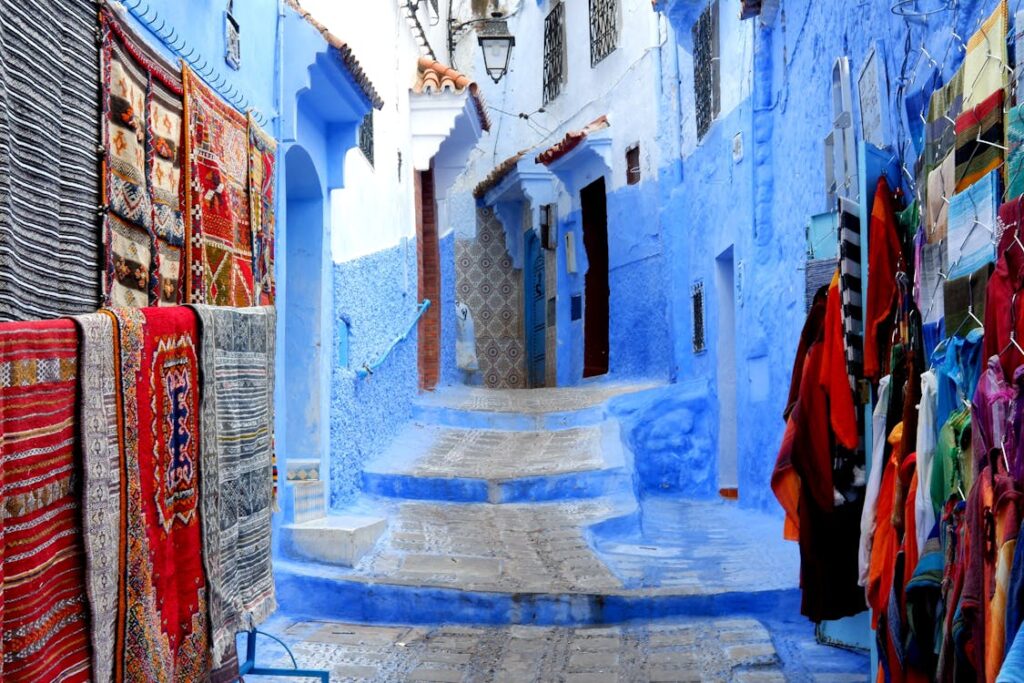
236 628 329 682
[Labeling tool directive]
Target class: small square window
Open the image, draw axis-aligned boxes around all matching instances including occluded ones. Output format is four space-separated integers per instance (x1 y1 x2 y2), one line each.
626 144 640 185
543 2 567 104
589 0 618 66
358 112 374 166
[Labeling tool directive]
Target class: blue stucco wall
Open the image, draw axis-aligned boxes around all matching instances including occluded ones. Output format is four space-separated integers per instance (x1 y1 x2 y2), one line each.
330 240 420 506
657 0 1002 513
439 232 459 387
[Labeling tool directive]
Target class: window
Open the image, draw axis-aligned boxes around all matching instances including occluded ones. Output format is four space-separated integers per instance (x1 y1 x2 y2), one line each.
692 0 720 140
691 281 706 353
541 204 557 249
625 144 640 185
358 112 374 166
543 1 567 105
589 0 618 66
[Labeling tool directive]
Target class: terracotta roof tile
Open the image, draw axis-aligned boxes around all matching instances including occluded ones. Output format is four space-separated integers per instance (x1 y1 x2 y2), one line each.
284 0 383 110
472 150 530 199
535 115 610 166
414 57 492 132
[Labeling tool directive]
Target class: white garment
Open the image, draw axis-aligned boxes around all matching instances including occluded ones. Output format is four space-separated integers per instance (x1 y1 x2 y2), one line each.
455 301 479 372
914 370 939 553
858 375 891 588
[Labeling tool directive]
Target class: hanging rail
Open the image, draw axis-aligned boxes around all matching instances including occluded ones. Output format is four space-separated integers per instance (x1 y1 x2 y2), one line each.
356 299 431 378
114 0 270 127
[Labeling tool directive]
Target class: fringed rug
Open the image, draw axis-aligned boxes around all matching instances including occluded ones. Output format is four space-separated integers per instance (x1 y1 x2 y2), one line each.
248 115 277 305
184 66 254 307
74 312 122 683
0 0 101 319
100 9 185 308
0 320 92 681
192 305 277 667
108 306 209 682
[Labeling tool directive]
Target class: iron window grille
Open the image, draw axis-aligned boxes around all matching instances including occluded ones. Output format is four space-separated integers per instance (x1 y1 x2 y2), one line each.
589 0 618 66
691 281 706 353
358 113 374 166
626 144 640 185
543 1 567 105
692 0 720 140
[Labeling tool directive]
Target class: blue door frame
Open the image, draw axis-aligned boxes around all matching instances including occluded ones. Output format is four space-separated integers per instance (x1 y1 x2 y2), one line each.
525 230 546 387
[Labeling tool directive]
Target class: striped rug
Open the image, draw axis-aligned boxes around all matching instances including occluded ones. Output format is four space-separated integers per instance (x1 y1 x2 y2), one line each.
192 305 277 667
0 0 101 320
838 209 863 391
0 321 92 681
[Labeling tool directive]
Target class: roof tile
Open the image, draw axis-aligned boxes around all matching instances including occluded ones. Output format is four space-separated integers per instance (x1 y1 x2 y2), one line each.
472 150 530 199
414 57 492 132
535 115 610 166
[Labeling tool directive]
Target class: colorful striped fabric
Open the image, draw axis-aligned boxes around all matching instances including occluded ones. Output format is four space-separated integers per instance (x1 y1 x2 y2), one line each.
108 307 210 682
0 320 92 682
248 115 277 305
955 89 1005 194
192 305 277 668
0 0 101 320
962 0 1008 110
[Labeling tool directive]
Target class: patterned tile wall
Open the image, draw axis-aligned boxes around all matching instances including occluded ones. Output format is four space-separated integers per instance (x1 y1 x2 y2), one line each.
456 207 526 388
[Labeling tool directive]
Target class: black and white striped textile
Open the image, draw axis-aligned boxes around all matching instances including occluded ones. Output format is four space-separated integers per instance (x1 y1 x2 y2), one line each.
838 209 863 391
0 0 101 321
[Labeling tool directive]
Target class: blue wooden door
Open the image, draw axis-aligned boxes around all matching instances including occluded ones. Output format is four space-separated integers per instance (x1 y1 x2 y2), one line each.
524 230 546 387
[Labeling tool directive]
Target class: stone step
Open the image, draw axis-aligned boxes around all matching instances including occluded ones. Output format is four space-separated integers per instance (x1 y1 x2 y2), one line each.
281 514 387 568
413 383 662 430
281 479 326 524
273 498 800 626
361 422 632 503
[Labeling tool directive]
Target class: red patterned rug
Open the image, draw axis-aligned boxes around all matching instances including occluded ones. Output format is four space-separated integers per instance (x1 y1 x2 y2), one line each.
108 307 209 682
0 320 92 682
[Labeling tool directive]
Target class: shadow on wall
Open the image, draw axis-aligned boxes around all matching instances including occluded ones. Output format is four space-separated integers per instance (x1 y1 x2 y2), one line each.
610 382 717 499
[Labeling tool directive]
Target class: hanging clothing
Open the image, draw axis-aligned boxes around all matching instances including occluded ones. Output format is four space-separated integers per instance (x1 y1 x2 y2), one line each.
933 329 986 445
822 273 861 451
865 177 904 382
862 375 894 587
917 370 940 552
984 198 1024 380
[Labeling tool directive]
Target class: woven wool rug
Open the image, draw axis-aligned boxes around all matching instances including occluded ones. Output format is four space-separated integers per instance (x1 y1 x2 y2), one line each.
74 312 122 683
0 320 92 681
0 0 101 320
192 305 277 667
108 306 209 682
184 66 255 307
248 115 277 305
101 9 186 308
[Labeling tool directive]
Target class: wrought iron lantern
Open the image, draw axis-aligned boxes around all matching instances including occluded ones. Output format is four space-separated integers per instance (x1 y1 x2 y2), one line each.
477 19 515 84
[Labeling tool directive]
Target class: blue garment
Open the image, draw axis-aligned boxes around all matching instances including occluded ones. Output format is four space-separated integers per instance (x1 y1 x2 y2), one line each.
1000 626 1024 681
922 319 945 361
931 327 985 444
1008 518 1024 660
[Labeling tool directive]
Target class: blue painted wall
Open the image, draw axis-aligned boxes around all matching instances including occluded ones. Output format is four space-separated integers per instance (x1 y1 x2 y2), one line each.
439 232 460 387
656 0 1002 513
330 240 420 506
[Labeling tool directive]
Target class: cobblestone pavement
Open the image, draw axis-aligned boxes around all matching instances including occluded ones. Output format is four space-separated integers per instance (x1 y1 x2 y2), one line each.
368 424 614 480
415 383 660 414
254 616 869 682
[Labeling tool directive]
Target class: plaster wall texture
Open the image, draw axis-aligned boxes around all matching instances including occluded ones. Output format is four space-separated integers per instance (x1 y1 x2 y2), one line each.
330 239 421 506
658 0 1003 512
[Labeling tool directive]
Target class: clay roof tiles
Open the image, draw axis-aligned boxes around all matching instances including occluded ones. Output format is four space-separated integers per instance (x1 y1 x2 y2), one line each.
535 115 610 166
472 149 530 199
414 57 492 132
284 0 384 110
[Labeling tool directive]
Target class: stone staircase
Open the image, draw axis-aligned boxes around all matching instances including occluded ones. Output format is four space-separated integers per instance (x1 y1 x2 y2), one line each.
274 382 802 626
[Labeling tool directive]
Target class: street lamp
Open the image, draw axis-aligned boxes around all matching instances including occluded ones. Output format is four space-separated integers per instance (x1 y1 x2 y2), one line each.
477 19 515 84
448 13 515 84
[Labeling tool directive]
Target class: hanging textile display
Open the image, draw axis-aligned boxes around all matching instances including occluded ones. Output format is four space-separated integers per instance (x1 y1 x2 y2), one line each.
100 9 186 307
248 115 277 305
954 89 1006 194
0 321 92 682
184 66 254 307
1008 104 1024 201
0 0 101 320
107 307 210 682
839 209 865 388
191 305 277 668
74 312 122 683
961 0 1009 110
948 169 1000 280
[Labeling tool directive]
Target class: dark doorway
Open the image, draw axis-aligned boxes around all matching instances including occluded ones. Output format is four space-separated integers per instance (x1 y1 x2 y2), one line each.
581 177 609 377
416 169 440 391
524 228 546 387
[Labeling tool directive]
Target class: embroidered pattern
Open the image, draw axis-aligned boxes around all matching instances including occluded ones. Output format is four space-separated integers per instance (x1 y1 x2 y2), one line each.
248 115 277 305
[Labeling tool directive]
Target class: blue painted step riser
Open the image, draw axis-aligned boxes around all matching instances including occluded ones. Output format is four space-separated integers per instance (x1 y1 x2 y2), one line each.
411 405 610 431
361 468 634 504
276 570 802 627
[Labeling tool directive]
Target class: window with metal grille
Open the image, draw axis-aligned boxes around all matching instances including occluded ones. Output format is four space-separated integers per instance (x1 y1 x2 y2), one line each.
589 0 618 66
358 112 374 166
625 144 640 185
543 1 567 105
691 281 706 353
692 0 720 140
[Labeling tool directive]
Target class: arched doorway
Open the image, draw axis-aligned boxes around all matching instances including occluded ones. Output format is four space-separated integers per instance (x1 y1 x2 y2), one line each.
283 145 325 466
